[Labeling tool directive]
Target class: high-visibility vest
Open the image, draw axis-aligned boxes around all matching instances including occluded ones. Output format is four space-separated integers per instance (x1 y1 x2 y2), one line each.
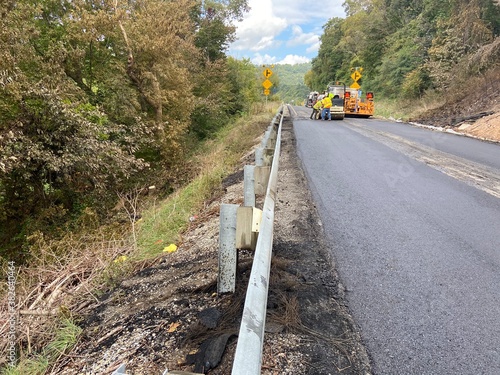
313 100 322 110
322 96 332 108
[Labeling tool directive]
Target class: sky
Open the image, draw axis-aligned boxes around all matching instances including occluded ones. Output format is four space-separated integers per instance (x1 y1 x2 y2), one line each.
227 0 346 65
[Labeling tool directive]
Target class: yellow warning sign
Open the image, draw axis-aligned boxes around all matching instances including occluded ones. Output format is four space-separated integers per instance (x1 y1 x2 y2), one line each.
262 79 273 89
263 68 273 78
351 71 362 82
263 89 270 96
350 82 361 89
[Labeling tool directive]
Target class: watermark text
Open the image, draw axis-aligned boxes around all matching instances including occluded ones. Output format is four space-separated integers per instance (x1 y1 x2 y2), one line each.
7 261 17 367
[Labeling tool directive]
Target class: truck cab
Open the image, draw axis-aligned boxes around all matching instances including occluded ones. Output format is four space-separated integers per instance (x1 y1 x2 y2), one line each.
306 91 319 107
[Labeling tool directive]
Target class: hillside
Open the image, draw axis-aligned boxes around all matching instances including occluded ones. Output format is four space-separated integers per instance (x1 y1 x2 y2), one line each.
412 67 500 142
271 63 311 103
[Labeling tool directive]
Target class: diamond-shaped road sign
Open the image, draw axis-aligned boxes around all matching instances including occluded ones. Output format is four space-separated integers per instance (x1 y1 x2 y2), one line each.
262 79 273 89
351 71 362 82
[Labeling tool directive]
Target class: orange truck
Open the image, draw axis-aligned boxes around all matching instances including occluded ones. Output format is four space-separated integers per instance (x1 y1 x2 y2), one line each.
344 88 374 117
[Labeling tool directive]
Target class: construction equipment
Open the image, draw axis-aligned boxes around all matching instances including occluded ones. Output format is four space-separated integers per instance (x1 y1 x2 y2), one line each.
326 83 346 120
344 88 374 117
324 69 375 118
344 67 374 117
305 91 319 107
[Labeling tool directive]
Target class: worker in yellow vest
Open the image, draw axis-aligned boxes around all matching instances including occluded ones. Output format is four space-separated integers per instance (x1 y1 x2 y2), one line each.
310 98 323 120
321 94 332 120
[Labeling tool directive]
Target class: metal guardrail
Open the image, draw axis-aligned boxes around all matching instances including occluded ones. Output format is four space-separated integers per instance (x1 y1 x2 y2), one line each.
109 107 284 375
231 107 284 374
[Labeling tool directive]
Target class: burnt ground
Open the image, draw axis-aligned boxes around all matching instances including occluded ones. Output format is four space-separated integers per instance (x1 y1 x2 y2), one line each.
58 114 372 375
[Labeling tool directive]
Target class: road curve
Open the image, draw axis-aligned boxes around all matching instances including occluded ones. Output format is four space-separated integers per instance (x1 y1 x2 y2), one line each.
289 105 500 374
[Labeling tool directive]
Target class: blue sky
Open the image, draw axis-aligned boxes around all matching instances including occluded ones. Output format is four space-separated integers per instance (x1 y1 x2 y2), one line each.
227 0 346 65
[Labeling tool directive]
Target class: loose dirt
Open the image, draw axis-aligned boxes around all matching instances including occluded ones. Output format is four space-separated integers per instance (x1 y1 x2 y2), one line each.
59 114 372 374
412 71 500 143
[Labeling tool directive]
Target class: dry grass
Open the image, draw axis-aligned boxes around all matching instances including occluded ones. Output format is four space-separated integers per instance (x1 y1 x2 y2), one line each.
0 229 134 370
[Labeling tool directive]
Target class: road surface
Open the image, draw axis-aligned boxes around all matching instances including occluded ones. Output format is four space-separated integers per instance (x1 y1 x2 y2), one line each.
289 105 500 374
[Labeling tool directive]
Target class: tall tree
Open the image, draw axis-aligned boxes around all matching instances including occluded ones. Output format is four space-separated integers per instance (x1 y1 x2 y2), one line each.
311 17 349 90
312 0 499 98
0 0 257 261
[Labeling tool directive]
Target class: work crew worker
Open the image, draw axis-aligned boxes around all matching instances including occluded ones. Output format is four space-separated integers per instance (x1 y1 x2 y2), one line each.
311 99 323 120
321 95 332 120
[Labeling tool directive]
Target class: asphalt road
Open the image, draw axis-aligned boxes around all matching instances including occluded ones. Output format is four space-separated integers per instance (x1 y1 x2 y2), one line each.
289 105 500 374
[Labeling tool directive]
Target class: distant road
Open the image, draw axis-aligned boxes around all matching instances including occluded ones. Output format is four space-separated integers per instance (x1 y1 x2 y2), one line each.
289 105 500 374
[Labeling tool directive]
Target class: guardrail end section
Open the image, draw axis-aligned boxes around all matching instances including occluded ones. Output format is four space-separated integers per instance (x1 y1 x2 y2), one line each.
218 204 239 294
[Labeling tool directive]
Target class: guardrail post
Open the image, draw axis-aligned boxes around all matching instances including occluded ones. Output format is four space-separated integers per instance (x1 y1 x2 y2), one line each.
243 165 256 207
254 166 270 196
255 147 264 167
261 130 270 148
218 204 239 294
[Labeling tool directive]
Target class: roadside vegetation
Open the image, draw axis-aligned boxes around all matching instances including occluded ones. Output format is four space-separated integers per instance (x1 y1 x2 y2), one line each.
0 0 258 264
307 0 500 119
0 0 276 371
0 100 277 374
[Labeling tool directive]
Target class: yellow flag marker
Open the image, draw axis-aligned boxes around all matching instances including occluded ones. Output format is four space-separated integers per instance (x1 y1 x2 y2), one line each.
163 243 178 253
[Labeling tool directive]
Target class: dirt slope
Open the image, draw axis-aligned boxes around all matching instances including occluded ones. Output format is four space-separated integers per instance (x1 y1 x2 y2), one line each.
412 71 500 142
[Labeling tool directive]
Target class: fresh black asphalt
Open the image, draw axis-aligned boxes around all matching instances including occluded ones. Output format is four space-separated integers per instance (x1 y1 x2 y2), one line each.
291 108 500 374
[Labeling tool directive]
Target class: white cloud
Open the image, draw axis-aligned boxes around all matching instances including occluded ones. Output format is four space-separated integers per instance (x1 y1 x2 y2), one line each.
228 0 345 63
252 36 279 51
276 54 311 65
270 0 344 24
287 25 319 47
251 53 278 66
306 40 321 54
250 52 310 66
229 0 288 53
